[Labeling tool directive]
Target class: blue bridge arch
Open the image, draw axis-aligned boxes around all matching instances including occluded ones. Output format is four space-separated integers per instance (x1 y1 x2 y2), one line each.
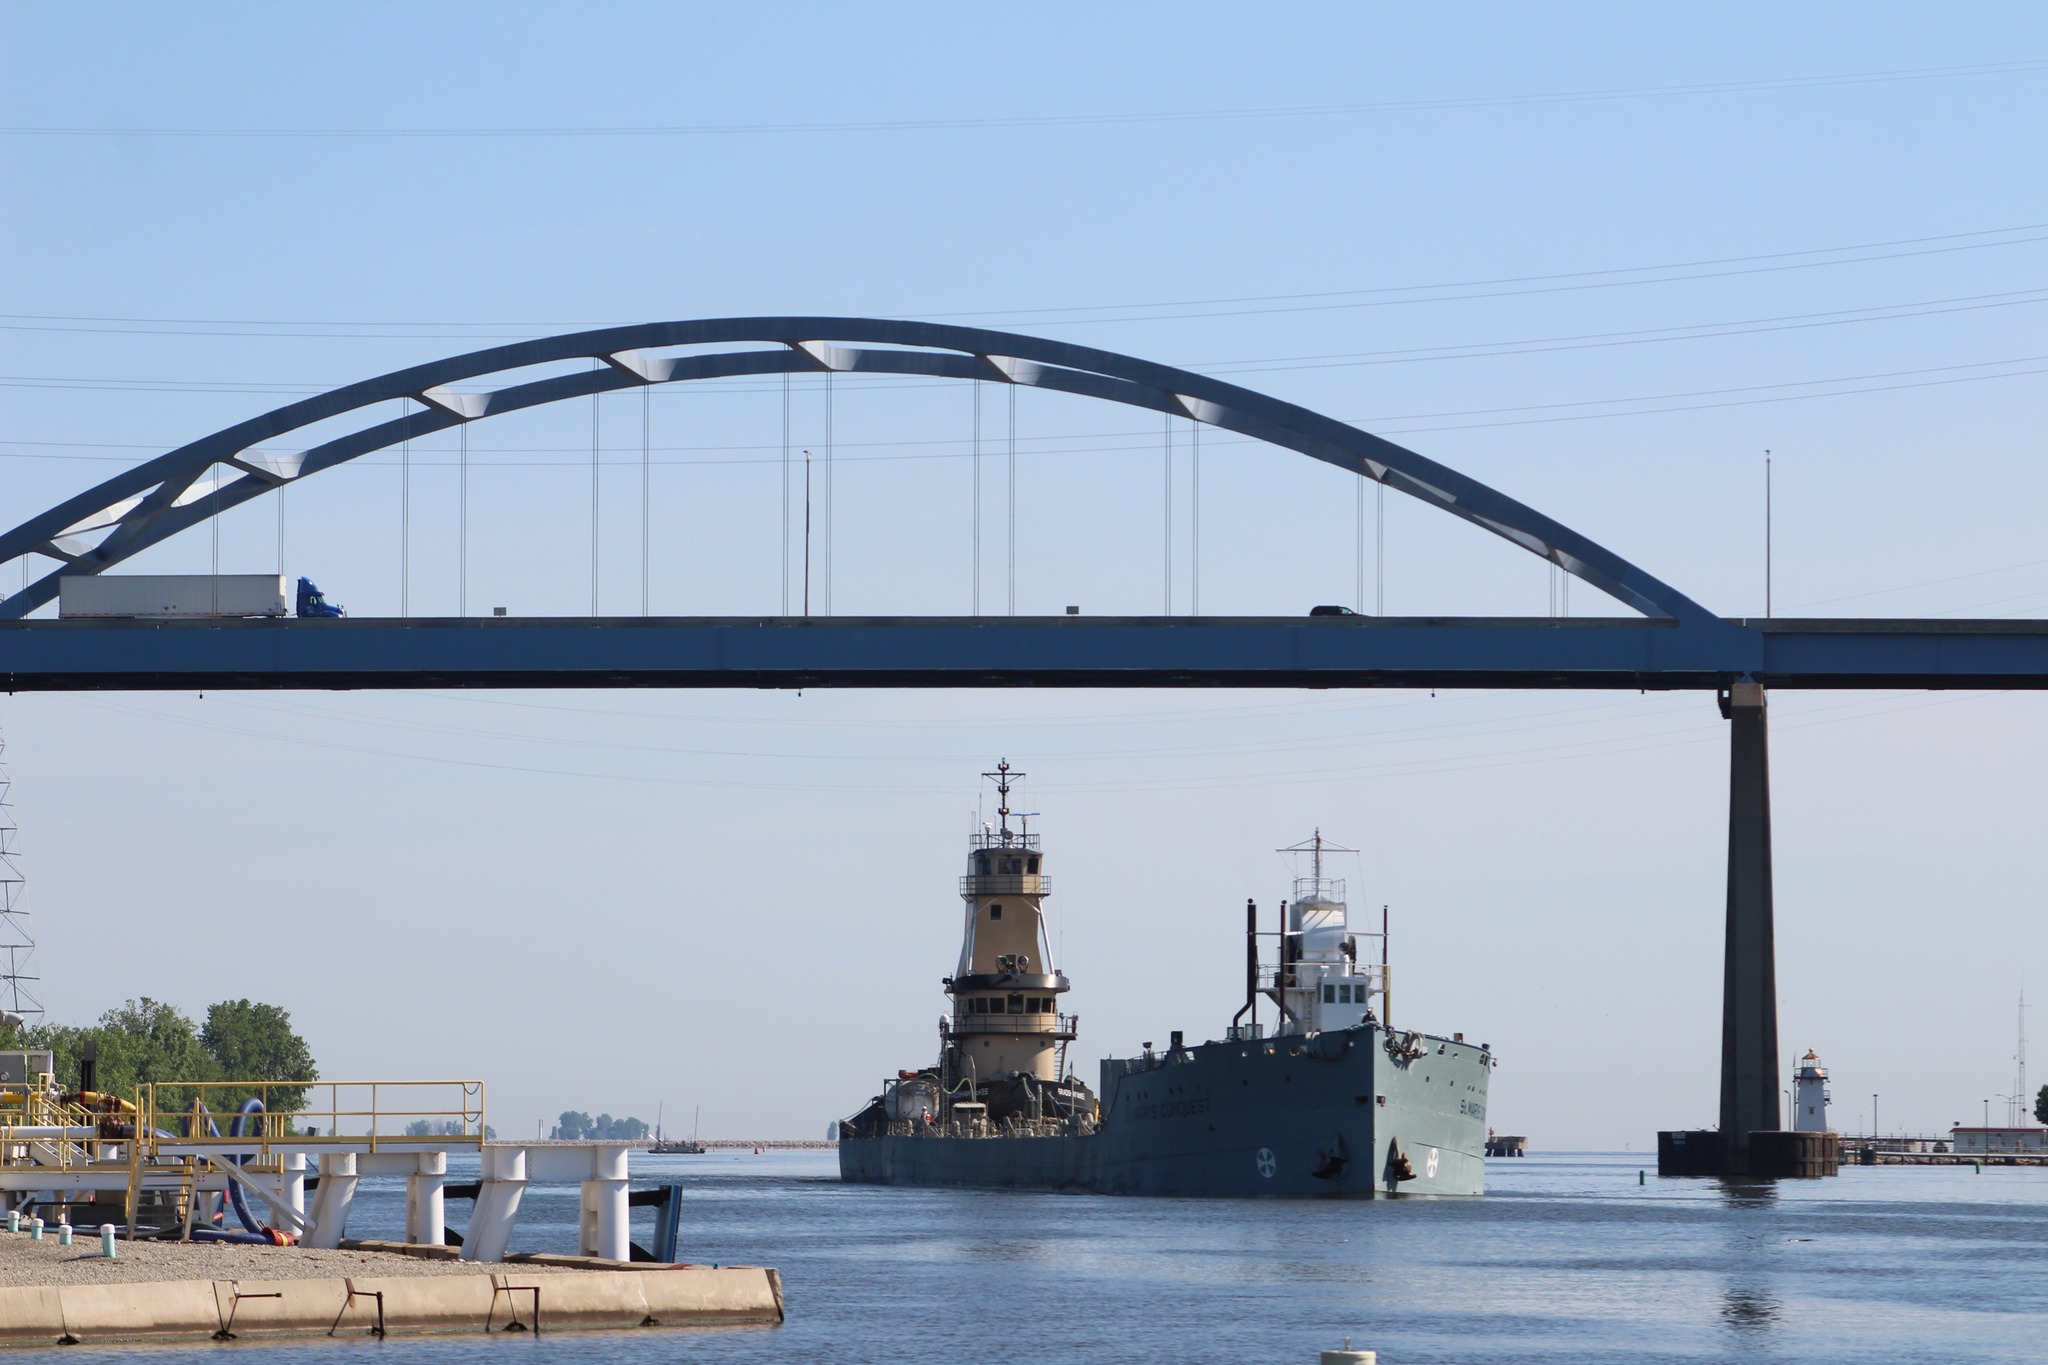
0 317 1715 624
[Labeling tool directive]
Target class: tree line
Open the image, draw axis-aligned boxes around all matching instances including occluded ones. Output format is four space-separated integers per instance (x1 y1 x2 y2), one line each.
1 996 317 1114
551 1111 651 1140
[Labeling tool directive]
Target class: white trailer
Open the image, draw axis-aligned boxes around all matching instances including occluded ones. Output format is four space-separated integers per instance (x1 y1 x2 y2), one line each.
57 573 290 620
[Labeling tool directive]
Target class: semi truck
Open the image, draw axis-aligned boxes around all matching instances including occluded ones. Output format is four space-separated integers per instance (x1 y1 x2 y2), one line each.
56 574 345 619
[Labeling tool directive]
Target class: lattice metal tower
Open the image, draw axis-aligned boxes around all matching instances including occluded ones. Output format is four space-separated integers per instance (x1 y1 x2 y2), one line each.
0 717 43 1027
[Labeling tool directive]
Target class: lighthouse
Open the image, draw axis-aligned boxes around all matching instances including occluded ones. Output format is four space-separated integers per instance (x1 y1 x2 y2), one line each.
942 761 1076 1092
1792 1049 1831 1132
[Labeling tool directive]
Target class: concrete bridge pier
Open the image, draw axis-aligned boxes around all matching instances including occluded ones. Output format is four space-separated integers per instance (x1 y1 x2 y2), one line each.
1718 682 1782 1174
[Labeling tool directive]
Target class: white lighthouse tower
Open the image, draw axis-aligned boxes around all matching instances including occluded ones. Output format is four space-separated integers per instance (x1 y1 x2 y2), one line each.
1792 1049 1831 1132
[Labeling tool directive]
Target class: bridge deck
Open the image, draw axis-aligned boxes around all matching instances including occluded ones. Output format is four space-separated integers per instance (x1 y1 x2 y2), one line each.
5 615 2045 691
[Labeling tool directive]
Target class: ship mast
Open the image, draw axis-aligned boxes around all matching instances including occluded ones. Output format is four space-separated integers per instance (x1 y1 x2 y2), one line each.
985 759 1017 840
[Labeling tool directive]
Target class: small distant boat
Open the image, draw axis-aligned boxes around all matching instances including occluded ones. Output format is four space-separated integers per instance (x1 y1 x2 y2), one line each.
651 1137 707 1154
651 1106 706 1154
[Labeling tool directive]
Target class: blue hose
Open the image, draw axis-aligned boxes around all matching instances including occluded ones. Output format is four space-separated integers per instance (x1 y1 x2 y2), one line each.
225 1099 266 1235
179 1100 265 1235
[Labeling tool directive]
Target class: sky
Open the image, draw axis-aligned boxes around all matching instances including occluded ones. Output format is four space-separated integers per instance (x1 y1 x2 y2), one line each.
1 3 2043 1147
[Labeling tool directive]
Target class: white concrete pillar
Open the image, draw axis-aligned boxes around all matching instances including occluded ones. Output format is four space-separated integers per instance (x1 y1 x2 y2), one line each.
578 1146 630 1262
303 1153 357 1249
406 1151 446 1245
460 1147 526 1263
280 1152 307 1229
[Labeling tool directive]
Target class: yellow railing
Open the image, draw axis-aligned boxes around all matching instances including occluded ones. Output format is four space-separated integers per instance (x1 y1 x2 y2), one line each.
134 1079 486 1157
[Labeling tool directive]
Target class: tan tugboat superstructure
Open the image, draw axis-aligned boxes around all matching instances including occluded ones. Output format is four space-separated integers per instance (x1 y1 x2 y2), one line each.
945 760 1077 1090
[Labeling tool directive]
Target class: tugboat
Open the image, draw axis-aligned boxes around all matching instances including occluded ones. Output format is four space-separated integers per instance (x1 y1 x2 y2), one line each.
838 762 1494 1198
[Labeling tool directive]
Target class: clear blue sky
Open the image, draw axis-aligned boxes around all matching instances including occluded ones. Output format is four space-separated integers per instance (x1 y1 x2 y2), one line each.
2 3 2043 1144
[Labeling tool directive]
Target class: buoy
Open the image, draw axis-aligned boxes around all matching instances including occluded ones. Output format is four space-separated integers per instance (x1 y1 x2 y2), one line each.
57 1223 71 1247
101 1224 117 1259
1639 1169 1645 1185
1321 1340 1376 1365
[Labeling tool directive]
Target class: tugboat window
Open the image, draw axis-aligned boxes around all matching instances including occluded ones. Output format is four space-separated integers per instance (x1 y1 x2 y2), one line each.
989 904 1003 920
1027 857 1039 873
976 855 990 875
1323 985 1336 1004
1009 995 1024 1013
1338 984 1351 1004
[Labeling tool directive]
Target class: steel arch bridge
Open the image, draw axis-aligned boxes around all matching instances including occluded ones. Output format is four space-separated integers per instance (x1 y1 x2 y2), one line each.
1 317 2043 1178
0 316 2043 693
1 316 1708 624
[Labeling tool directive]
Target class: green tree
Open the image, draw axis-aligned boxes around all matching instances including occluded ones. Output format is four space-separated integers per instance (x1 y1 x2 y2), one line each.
201 999 317 1112
555 1110 592 1140
2035 1083 2046 1127
79 998 219 1115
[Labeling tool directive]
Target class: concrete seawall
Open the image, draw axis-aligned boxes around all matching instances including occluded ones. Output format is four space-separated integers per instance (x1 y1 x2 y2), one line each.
0 1264 782 1347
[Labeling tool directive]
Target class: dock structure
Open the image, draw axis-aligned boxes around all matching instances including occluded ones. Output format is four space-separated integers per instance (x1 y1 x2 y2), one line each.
0 1070 664 1262
1484 1135 1528 1158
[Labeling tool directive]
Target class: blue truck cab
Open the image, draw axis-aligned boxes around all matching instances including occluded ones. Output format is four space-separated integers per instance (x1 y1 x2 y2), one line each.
295 577 345 618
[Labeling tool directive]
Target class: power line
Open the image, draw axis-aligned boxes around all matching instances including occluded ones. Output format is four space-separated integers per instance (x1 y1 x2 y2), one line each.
3 226 2040 338
5 285 2042 397
8 58 2040 138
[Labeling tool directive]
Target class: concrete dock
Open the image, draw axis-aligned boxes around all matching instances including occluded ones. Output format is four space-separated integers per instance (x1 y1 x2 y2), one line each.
0 1232 781 1346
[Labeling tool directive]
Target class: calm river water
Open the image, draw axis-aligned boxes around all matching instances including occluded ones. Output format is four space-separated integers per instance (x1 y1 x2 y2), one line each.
56 1149 2047 1363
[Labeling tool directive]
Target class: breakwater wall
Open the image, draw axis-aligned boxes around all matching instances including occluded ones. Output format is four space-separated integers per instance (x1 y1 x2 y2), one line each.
0 1264 782 1348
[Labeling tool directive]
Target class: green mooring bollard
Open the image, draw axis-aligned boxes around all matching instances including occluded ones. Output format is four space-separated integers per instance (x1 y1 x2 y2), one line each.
101 1224 117 1259
57 1223 71 1247
29 1218 42 1241
6 1210 17 1233
1639 1170 1646 1185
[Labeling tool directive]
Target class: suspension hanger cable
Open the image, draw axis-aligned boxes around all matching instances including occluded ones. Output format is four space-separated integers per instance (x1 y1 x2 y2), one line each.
1376 479 1385 615
1356 473 1365 613
972 380 982 616
641 383 650 617
210 465 221 616
400 398 410 618
1007 383 1017 616
590 361 601 616
780 373 790 616
1192 417 1201 615
1163 412 1173 615
458 421 469 617
823 371 834 616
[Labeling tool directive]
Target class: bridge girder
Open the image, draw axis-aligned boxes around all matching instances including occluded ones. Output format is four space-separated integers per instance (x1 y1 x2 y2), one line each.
4 615 2045 693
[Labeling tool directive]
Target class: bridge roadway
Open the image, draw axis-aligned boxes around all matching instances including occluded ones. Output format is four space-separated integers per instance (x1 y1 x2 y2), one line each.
4 613 2046 691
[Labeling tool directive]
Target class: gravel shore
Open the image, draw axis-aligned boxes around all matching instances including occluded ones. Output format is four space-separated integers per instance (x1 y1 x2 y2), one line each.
0 1232 577 1287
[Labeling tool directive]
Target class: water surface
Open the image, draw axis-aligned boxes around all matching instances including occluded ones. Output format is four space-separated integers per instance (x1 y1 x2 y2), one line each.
55 1150 2047 1363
